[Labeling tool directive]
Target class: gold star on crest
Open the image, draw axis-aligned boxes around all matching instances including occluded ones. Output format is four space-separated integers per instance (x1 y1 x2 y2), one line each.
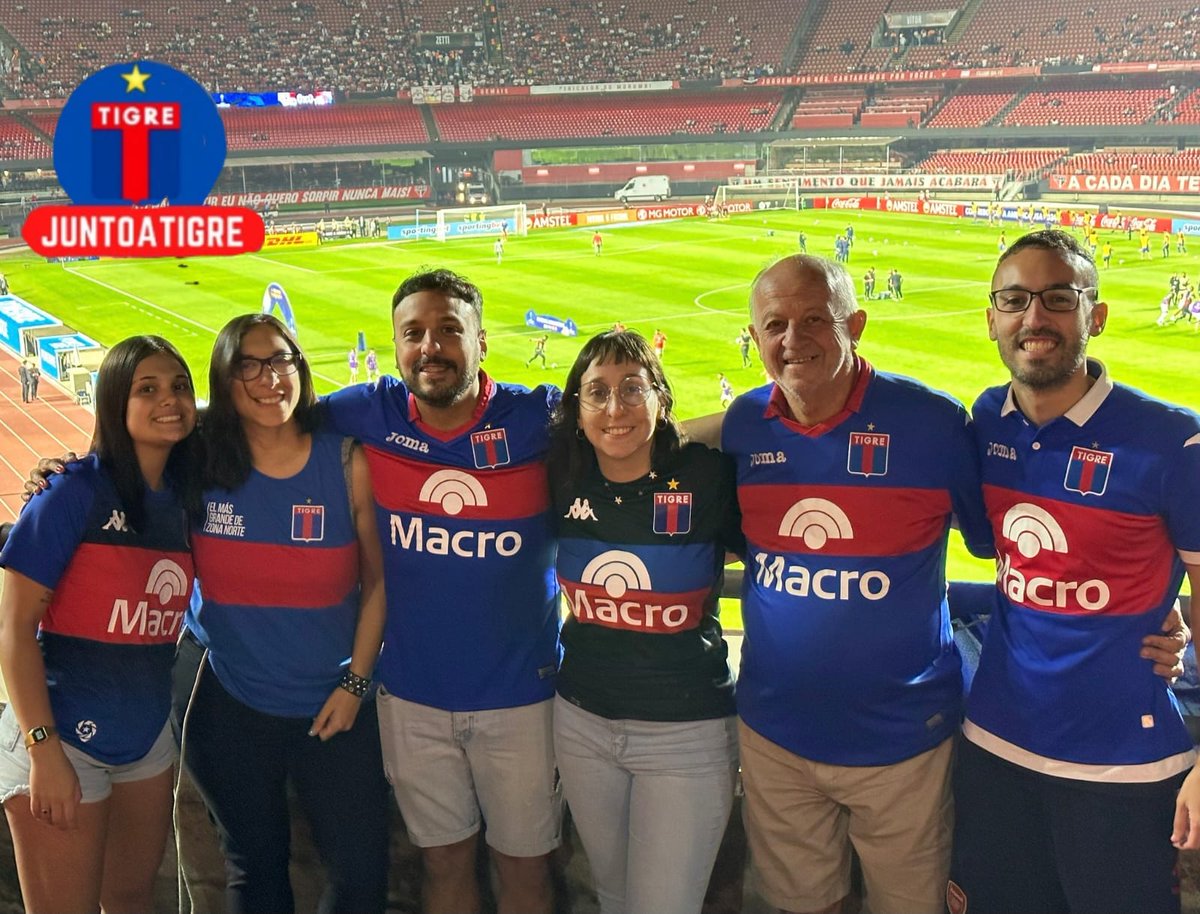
648 471 658 480
667 478 680 490
1092 441 1100 449
867 423 876 431
121 64 151 93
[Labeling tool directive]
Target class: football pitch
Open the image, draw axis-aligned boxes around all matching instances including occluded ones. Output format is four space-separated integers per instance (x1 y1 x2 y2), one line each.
6 208 1197 589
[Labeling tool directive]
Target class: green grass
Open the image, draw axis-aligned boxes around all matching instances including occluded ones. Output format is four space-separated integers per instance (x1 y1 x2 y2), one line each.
6 210 1197 623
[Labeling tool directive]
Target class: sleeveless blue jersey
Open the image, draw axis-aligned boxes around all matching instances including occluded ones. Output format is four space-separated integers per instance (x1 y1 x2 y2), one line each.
325 373 561 711
188 431 360 717
0 457 193 764
966 361 1200 781
723 360 993 765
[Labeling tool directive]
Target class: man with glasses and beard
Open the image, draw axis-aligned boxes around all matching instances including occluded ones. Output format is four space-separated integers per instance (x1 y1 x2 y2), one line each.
324 269 561 914
948 229 1200 914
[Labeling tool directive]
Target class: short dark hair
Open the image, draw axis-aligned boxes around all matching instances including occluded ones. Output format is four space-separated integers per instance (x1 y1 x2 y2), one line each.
91 335 197 531
203 313 318 493
392 268 483 322
548 330 682 495
999 229 1097 275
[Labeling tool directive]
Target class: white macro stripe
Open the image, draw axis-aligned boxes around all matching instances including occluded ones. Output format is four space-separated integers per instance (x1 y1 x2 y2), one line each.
962 720 1196 784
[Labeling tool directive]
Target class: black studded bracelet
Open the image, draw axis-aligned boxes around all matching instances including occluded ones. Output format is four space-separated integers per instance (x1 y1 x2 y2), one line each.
339 669 370 698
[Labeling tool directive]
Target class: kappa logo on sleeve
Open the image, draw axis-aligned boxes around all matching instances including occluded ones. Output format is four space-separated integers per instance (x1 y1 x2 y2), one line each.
23 61 264 258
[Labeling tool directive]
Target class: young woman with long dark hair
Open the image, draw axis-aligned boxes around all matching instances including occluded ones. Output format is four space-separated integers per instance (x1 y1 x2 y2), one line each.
0 335 198 913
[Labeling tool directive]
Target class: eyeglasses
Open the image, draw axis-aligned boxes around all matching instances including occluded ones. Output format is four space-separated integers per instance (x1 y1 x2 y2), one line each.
989 286 1096 313
577 377 658 411
233 352 301 381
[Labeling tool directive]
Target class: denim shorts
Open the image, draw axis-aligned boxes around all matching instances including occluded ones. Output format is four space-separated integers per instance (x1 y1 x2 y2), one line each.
0 704 175 805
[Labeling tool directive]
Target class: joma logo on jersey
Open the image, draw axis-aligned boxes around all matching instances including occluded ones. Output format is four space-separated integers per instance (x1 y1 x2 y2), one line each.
107 558 189 637
847 431 889 477
471 428 510 469
384 431 429 454
987 441 1018 461
565 550 690 631
998 503 1110 611
1064 445 1112 496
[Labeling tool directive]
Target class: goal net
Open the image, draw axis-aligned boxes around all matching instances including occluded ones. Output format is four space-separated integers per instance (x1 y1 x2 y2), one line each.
433 203 528 242
713 178 802 213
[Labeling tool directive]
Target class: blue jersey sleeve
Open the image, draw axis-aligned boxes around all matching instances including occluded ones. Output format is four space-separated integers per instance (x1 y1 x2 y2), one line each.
949 404 994 559
1164 418 1200 560
0 461 97 590
321 383 376 439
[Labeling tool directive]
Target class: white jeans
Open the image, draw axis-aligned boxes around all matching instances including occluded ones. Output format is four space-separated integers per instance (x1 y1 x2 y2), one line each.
554 695 738 914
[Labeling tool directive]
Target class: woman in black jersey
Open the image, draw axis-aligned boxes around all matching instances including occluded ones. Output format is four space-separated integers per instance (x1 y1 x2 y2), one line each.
547 330 742 914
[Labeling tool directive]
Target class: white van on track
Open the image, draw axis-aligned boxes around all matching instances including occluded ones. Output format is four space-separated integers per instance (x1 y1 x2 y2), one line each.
614 175 671 204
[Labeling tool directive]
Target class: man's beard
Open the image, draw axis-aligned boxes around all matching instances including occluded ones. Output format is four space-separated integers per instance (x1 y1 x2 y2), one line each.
406 355 478 408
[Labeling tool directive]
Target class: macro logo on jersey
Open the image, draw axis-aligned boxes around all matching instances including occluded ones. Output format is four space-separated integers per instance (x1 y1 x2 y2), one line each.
653 492 692 535
291 504 325 542
387 467 524 558
23 61 263 257
752 497 891 600
1063 445 1113 496
562 549 702 632
996 502 1110 612
847 431 889 478
107 557 190 639
778 498 853 549
470 428 511 469
419 469 488 516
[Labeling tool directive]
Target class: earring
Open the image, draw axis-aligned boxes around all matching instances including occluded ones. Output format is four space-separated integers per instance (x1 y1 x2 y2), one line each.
576 427 585 439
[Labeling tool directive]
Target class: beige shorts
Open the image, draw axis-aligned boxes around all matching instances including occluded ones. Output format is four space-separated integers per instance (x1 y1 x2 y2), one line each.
739 721 953 914
377 690 561 857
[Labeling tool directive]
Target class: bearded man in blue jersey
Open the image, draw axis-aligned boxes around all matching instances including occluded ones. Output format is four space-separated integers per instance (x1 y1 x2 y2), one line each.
325 268 561 914
948 229 1200 914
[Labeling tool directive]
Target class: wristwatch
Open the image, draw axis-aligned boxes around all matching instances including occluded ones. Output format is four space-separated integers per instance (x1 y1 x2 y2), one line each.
24 725 56 749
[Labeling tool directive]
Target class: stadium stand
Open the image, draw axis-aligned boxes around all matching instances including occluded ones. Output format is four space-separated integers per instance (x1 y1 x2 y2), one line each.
432 92 783 142
1061 149 1200 175
914 149 1067 179
790 89 867 129
0 114 52 161
221 103 429 151
1002 87 1172 127
925 90 1019 129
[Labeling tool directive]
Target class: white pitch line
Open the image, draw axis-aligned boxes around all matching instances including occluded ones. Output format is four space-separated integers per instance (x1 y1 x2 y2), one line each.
246 253 318 274
64 268 221 335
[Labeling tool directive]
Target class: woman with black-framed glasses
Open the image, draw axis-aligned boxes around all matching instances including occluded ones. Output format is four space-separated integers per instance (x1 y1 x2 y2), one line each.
547 330 743 914
176 313 391 914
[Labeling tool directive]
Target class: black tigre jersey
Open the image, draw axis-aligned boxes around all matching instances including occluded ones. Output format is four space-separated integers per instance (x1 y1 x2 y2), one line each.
553 443 742 721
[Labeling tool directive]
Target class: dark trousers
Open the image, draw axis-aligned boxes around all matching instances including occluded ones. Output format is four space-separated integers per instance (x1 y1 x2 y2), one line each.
949 738 1183 914
174 635 391 914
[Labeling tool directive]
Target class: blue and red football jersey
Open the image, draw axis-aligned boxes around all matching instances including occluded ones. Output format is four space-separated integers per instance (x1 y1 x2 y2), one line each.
966 361 1200 781
0 456 193 764
324 373 561 711
724 360 994 765
188 431 360 717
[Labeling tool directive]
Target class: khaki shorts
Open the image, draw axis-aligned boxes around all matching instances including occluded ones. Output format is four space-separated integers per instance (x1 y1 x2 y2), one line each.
739 721 953 914
0 704 176 805
377 690 561 857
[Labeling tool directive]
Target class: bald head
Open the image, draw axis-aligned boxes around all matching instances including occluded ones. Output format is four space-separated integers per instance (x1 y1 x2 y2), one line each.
751 255 858 322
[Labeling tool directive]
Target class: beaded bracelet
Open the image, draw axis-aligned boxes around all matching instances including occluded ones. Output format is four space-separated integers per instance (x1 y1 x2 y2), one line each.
339 669 370 698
